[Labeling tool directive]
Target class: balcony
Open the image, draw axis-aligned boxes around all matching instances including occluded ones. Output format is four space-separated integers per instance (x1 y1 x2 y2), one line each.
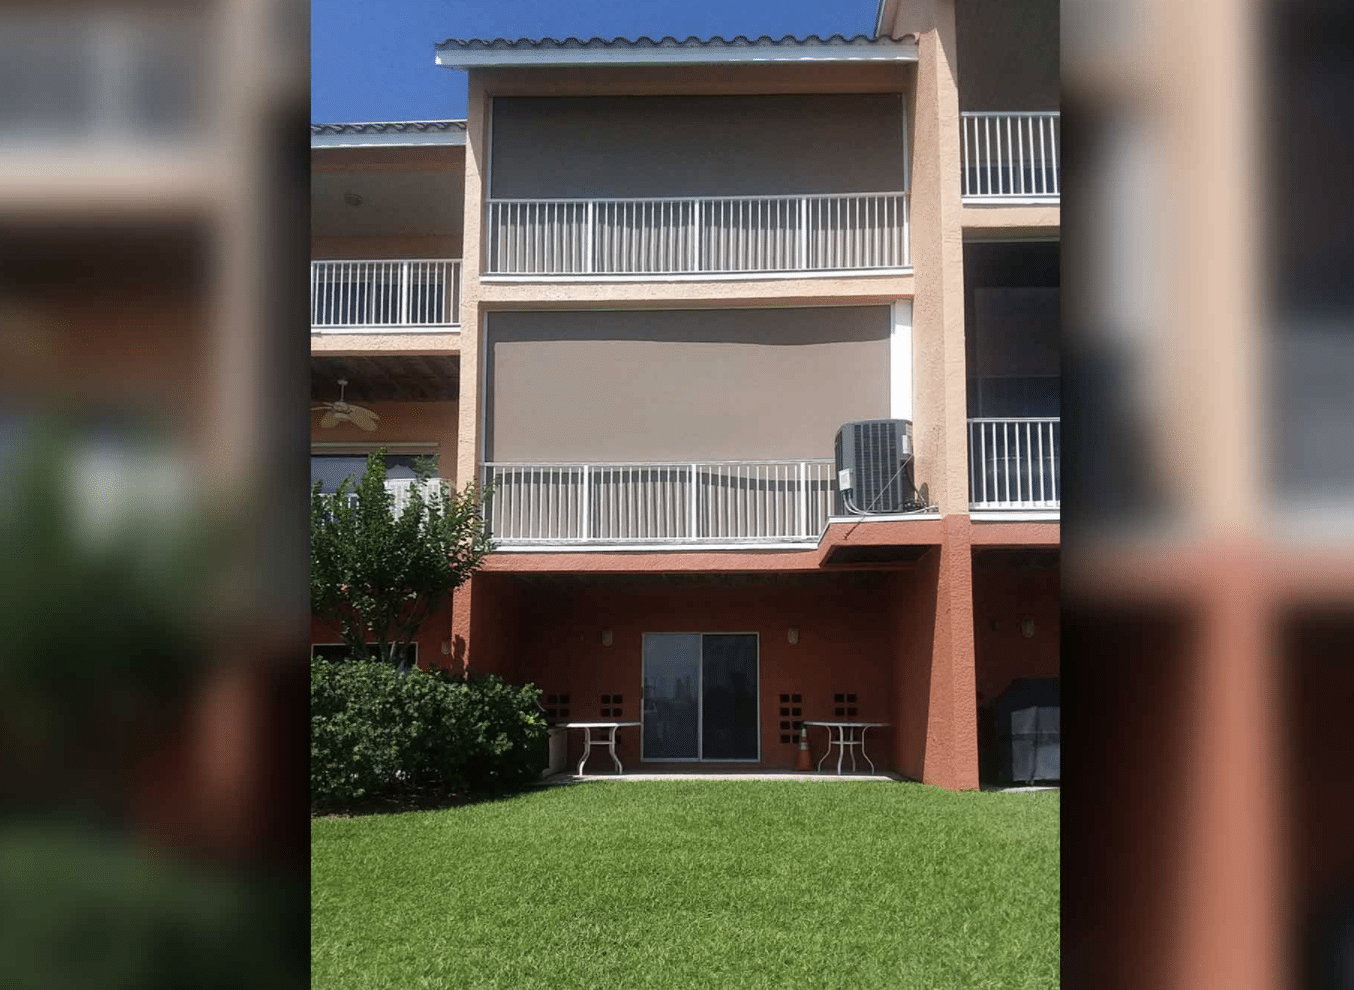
310 259 462 332
483 192 910 278
960 113 1060 202
968 418 1060 511
481 460 837 547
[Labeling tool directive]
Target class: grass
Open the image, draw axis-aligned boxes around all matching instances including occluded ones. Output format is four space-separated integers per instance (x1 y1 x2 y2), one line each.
312 781 1059 990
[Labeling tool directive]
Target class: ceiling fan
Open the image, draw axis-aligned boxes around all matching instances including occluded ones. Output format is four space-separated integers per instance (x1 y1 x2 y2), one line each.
312 379 380 431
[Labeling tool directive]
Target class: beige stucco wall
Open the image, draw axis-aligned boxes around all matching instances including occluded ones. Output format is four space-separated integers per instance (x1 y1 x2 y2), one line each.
310 399 460 483
490 94 907 198
482 307 891 462
906 1 971 515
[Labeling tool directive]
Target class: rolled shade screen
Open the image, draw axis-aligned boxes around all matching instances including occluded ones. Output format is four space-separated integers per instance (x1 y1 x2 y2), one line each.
483 306 893 463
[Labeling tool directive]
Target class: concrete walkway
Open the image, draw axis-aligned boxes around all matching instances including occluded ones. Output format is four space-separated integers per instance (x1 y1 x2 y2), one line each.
539 770 905 784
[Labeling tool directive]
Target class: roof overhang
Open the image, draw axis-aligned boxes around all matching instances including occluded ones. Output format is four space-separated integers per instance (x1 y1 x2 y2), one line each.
310 122 467 150
434 36 918 70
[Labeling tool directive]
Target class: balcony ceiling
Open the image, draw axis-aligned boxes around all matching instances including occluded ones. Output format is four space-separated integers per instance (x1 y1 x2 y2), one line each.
311 166 464 237
311 355 459 402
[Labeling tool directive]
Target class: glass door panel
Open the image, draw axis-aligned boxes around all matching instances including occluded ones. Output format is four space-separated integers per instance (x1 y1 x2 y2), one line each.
641 633 700 760
701 634 759 761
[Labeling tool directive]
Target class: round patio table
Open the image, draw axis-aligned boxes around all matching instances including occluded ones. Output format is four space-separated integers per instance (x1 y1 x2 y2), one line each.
802 720 890 775
561 721 642 776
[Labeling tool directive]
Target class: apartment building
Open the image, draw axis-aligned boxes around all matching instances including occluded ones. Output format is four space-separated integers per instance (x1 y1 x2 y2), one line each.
310 0 1060 790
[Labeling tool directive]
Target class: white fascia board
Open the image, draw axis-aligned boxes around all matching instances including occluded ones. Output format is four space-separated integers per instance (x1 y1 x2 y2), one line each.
435 42 918 70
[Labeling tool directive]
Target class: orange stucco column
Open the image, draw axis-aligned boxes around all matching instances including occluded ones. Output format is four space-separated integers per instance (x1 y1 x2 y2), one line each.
891 517 979 790
924 515 978 789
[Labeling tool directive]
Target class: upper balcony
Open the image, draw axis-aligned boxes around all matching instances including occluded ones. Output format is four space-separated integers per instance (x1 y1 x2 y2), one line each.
311 121 465 349
954 0 1060 215
310 258 462 332
481 93 911 282
484 192 909 278
960 112 1059 203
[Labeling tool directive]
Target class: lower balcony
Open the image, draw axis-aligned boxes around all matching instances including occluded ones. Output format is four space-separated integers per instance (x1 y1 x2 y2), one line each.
481 460 837 548
968 418 1060 512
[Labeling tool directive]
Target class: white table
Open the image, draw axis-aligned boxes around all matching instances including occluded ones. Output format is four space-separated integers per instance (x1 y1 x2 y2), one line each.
561 721 642 776
803 720 890 774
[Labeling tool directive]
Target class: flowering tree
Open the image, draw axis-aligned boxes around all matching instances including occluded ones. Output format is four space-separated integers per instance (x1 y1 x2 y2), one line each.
310 452 494 665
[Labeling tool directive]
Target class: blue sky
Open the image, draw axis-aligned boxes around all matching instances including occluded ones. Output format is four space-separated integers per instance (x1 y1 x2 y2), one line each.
311 0 881 123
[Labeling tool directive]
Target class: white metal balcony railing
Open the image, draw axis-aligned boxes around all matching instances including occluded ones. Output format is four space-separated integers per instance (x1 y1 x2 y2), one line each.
310 259 462 330
968 418 1060 510
484 192 910 277
961 112 1060 201
481 460 837 545
316 478 446 512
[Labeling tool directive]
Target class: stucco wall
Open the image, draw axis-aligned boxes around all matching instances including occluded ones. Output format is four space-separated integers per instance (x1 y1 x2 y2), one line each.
483 307 891 462
310 234 464 261
310 399 460 483
490 94 908 198
971 556 1060 706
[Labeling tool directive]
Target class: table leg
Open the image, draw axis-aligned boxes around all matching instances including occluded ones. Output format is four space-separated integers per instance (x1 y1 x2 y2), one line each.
816 725 833 772
861 726 876 774
576 727 592 777
607 725 623 774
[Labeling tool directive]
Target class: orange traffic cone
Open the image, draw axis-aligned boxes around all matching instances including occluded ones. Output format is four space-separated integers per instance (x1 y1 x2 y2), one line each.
795 724 813 771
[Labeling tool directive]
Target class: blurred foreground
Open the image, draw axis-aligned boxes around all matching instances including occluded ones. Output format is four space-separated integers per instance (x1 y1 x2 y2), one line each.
0 0 309 986
1064 0 1354 987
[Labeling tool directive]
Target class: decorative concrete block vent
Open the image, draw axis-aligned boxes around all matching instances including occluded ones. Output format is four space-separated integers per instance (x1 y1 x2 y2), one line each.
833 693 860 718
599 694 624 718
543 693 570 720
779 693 804 744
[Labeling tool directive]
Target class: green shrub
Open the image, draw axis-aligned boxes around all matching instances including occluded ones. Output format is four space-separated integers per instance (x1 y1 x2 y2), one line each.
310 658 546 810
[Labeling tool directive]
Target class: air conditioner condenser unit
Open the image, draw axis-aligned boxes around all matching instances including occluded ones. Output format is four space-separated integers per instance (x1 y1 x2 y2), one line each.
835 419 915 514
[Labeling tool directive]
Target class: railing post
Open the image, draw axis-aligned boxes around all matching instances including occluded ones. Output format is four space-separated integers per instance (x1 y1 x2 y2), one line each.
691 199 701 272
399 262 409 325
798 196 808 270
581 464 591 541
797 461 808 538
689 463 698 539
585 201 595 274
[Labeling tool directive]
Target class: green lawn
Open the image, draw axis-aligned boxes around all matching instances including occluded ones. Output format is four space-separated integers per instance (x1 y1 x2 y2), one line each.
312 781 1059 990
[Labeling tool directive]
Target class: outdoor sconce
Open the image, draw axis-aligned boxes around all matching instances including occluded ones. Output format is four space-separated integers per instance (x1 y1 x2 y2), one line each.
441 640 451 655
1021 618 1036 639
787 627 799 645
601 629 613 647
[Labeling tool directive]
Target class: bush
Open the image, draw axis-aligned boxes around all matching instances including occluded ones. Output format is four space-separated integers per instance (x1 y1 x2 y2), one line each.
310 658 547 810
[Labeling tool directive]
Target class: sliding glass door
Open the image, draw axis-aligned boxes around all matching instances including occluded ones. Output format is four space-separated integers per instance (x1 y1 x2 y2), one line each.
642 633 759 762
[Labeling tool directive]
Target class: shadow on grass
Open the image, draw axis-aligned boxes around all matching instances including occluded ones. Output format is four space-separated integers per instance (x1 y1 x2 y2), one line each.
312 782 547 820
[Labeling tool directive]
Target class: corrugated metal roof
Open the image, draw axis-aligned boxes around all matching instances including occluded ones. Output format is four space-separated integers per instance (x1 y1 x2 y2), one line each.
310 120 466 149
434 33 918 68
